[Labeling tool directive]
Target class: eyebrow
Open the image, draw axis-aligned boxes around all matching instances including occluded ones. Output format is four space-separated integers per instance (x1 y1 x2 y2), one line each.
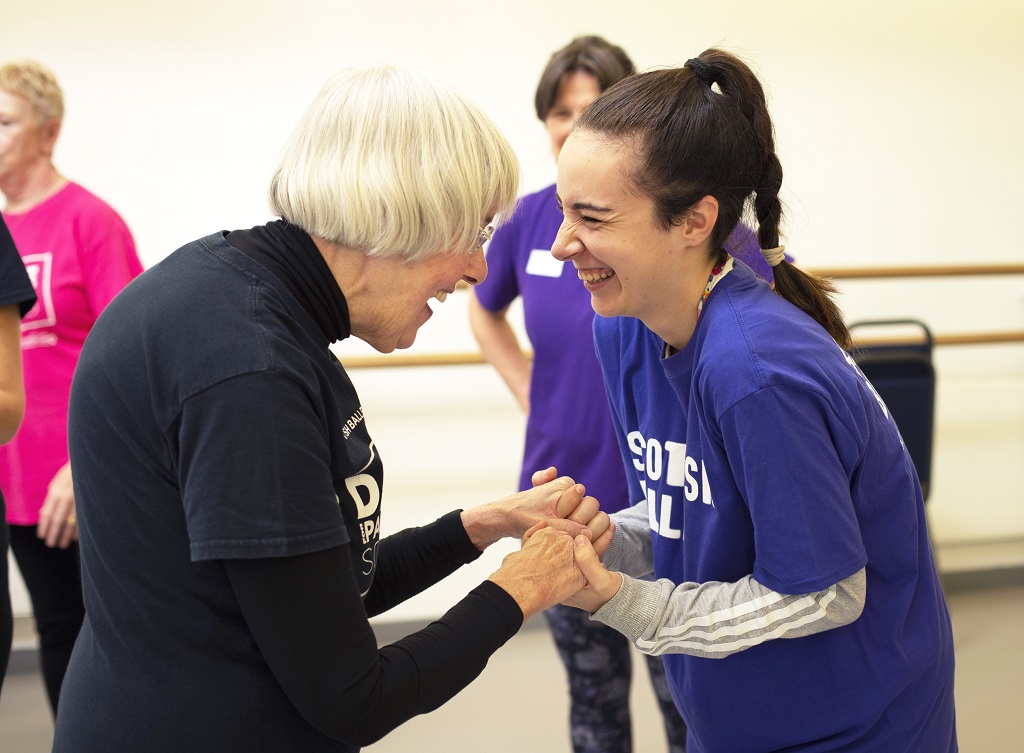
555 193 613 214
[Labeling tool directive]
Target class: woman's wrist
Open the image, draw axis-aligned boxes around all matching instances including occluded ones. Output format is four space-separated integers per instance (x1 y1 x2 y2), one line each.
460 503 515 551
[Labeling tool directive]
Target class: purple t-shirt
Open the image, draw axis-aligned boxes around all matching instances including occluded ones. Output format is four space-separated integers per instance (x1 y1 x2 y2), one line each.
475 184 764 511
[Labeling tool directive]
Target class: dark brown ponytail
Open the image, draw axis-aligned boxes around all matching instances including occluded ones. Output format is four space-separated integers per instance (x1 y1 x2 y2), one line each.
576 48 852 350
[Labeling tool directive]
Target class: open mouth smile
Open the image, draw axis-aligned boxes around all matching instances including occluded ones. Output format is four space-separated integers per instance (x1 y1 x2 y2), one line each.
578 269 615 284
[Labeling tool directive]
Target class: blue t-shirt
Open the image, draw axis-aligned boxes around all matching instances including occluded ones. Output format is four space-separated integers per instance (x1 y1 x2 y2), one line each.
475 184 765 510
595 263 956 752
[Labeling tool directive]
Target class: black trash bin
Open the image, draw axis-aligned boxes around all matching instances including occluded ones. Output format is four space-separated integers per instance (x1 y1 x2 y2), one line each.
849 319 936 502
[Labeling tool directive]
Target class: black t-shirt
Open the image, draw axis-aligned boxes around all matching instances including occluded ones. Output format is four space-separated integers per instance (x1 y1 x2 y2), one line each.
55 232 521 752
0 216 36 316
0 216 36 518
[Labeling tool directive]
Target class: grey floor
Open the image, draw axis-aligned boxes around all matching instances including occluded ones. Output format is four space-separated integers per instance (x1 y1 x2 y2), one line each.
2 578 1022 753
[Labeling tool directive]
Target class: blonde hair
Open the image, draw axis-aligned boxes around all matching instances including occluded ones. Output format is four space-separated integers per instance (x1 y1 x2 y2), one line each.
0 60 64 123
269 66 520 262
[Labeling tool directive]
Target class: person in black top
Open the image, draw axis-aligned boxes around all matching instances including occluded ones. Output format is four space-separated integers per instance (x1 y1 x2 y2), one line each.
52 66 610 752
0 214 37 695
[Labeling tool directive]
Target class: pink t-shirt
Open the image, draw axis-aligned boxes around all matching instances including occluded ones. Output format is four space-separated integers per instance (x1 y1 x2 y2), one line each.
0 182 143 525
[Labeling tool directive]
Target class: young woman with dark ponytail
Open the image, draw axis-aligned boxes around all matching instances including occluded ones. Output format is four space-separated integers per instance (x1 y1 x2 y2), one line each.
549 49 956 752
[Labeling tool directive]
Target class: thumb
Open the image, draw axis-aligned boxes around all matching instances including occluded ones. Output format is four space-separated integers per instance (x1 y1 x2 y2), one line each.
531 466 558 487
573 535 606 580
522 520 548 544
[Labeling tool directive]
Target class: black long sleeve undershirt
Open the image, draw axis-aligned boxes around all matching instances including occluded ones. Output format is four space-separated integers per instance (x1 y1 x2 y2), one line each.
224 511 522 748
363 510 484 616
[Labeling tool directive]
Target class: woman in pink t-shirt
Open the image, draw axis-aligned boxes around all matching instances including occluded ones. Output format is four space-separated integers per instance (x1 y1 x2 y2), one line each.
0 59 143 715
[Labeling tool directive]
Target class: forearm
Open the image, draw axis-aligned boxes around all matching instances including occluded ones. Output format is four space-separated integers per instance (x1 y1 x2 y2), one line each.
468 295 530 411
0 305 25 444
226 545 521 748
604 499 654 577
364 510 482 617
0 390 24 445
351 582 521 745
592 567 866 659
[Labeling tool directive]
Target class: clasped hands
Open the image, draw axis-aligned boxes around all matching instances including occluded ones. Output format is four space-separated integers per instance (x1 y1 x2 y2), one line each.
483 466 622 622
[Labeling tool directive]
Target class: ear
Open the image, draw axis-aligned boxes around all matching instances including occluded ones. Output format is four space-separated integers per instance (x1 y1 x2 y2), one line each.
679 195 719 247
40 119 62 156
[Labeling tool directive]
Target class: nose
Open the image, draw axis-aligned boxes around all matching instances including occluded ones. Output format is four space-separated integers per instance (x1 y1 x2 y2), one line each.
462 247 488 286
551 218 582 262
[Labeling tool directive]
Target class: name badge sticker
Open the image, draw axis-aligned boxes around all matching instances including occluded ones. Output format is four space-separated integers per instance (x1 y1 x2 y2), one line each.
525 249 564 278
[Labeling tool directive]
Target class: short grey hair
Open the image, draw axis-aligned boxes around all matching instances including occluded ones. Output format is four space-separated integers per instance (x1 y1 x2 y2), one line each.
269 66 520 262
0 59 64 123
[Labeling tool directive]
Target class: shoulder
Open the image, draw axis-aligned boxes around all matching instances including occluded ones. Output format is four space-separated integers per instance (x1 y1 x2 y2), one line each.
94 234 325 402
108 234 275 353
498 184 560 236
59 182 127 222
58 183 136 247
697 273 856 402
477 185 561 299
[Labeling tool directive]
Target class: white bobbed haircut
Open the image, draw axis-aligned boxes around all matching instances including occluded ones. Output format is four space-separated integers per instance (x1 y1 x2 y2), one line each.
269 66 520 262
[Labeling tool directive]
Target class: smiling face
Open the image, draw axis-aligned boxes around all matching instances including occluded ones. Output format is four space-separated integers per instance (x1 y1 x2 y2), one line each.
552 131 681 321
352 243 488 353
552 130 718 346
0 89 58 192
543 70 601 162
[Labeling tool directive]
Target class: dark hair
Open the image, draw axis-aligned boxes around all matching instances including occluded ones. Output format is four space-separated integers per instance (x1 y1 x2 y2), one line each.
534 36 635 121
575 48 851 350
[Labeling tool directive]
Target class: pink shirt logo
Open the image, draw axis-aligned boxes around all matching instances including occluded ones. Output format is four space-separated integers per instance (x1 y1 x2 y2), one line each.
20 252 58 349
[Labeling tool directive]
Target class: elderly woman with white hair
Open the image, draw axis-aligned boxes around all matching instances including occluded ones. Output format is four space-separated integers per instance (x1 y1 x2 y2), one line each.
53 66 608 753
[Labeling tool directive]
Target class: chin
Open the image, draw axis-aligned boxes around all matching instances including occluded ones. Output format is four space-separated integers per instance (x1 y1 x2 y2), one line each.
591 297 624 320
394 326 422 351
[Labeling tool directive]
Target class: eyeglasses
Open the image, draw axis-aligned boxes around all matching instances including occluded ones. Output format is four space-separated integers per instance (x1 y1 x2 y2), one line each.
472 223 495 253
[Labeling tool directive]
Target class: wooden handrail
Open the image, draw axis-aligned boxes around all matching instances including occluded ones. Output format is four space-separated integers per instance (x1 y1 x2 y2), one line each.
350 263 1024 369
339 331 1024 369
804 263 1024 280
340 352 490 369
932 331 1024 347
455 262 1024 288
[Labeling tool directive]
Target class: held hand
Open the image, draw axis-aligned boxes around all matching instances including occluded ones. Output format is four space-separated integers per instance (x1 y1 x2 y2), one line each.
542 469 612 555
563 535 622 614
531 467 593 521
521 517 592 543
488 524 587 622
36 462 78 549
497 475 582 539
461 475 579 550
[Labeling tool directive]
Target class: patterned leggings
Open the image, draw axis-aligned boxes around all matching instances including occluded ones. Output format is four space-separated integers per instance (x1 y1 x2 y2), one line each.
544 602 687 753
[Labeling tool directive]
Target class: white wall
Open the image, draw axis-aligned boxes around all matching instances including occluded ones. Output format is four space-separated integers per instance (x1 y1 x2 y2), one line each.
4 0 1023 623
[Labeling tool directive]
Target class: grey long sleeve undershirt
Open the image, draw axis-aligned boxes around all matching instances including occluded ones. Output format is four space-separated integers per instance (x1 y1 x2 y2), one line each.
594 501 866 659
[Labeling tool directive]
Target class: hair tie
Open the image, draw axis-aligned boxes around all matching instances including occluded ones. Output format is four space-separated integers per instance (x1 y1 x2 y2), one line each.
760 245 786 267
685 57 716 88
